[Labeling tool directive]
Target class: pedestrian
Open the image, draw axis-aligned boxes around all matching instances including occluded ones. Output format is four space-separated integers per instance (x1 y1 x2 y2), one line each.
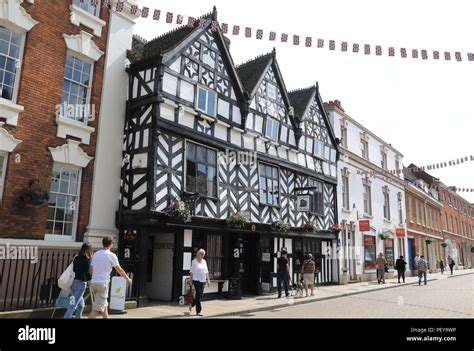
439 260 444 274
63 243 93 319
448 257 455 275
301 253 316 297
395 255 407 283
189 249 211 316
89 236 132 319
277 249 290 298
375 252 387 284
416 255 428 285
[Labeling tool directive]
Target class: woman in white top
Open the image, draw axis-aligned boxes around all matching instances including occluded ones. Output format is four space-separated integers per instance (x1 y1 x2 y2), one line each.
189 249 211 316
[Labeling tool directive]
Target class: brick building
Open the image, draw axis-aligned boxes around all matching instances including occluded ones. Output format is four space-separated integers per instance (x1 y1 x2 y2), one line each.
0 1 138 249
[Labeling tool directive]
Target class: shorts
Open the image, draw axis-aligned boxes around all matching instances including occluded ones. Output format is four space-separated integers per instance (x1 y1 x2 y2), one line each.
303 273 315 287
90 282 109 312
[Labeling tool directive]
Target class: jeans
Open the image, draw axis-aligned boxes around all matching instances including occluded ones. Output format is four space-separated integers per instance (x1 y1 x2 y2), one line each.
449 265 454 274
418 271 427 285
276 271 289 296
63 279 87 319
192 281 205 314
376 269 385 283
397 270 405 282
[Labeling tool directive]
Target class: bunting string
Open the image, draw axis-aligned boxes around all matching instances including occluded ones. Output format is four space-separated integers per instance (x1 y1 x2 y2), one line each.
86 1 474 63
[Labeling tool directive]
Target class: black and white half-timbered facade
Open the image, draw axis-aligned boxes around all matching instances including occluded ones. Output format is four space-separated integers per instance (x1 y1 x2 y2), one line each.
118 9 340 304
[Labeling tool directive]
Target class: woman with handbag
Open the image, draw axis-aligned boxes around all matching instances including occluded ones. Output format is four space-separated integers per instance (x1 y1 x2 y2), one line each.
189 249 211 316
63 243 93 319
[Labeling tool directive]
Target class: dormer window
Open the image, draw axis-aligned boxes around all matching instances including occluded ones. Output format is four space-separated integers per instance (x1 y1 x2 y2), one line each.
72 0 101 17
196 86 217 117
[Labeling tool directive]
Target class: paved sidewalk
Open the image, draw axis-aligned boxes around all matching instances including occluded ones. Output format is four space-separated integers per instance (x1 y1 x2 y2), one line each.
109 269 474 319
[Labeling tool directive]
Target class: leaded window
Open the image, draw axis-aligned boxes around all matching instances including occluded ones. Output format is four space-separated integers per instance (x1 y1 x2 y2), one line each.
259 163 279 206
186 141 217 197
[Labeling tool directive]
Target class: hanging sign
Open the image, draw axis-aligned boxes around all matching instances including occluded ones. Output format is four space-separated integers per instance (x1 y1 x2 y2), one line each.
296 195 310 212
396 228 406 237
359 219 370 232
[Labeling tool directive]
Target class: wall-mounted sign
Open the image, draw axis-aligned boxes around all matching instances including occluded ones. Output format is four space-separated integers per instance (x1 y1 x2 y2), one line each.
296 195 310 212
262 252 271 262
396 228 406 237
359 219 370 232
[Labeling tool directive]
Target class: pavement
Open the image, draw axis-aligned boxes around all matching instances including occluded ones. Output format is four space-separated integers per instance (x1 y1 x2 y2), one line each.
108 269 474 319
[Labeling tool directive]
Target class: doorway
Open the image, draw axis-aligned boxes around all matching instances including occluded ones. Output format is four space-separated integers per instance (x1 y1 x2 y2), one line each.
146 233 175 301
241 234 259 295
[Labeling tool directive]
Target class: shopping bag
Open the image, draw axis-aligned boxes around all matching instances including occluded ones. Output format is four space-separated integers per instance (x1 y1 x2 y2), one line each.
184 286 194 305
58 257 76 290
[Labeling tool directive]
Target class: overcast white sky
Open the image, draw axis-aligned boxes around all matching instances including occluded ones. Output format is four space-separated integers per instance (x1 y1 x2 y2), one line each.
135 0 474 202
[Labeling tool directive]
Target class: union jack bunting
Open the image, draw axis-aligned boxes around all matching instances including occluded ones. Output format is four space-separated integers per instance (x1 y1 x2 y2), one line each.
329 40 335 50
198 19 207 28
152 10 160 20
102 0 109 8
364 44 370 55
176 15 184 24
130 5 138 14
116 1 124 12
352 43 359 52
468 53 474 61
317 39 324 48
444 51 451 60
281 33 288 42
341 42 348 51
388 47 395 56
165 12 173 23
269 32 276 41
256 29 263 39
421 50 428 59
221 23 228 33
232 25 240 35
211 21 218 31
245 27 252 38
187 17 194 27
305 37 312 47
376 45 382 56
293 35 300 45
455 52 462 61
400 48 407 58
141 7 149 18
412 49 418 58
433 51 439 59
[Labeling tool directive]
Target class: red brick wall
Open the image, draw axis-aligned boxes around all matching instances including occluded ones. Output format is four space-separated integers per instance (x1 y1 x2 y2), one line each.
0 1 110 240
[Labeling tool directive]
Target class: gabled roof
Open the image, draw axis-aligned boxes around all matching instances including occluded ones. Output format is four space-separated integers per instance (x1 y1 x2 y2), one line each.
288 86 316 119
235 52 273 94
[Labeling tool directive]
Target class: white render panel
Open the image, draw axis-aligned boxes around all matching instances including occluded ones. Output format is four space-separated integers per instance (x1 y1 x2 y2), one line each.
256 138 266 153
232 105 242 124
169 57 181 73
243 135 255 150
255 115 264 133
163 72 178 95
179 80 194 102
161 104 175 121
246 113 254 130
288 150 298 164
214 123 228 141
179 111 195 129
218 99 230 118
230 129 241 146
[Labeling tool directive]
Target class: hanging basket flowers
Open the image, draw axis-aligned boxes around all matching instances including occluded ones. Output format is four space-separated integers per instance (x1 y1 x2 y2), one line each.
441 242 448 248
300 222 319 233
425 238 433 245
17 180 50 206
378 232 391 240
161 199 191 222
227 211 248 229
271 219 290 233
331 223 342 233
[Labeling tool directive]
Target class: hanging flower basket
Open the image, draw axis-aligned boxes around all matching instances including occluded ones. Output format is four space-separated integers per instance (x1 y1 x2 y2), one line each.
17 180 49 206
227 211 248 229
441 242 448 248
425 238 433 245
331 223 341 234
271 219 290 233
161 199 191 222
300 222 319 233
378 232 391 240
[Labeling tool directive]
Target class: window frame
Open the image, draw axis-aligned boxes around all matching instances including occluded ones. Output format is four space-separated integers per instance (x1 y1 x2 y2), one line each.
184 140 218 199
308 178 324 216
340 125 347 148
45 162 82 241
383 190 390 220
265 116 280 141
72 0 101 17
341 175 349 210
380 151 387 170
258 162 280 207
363 184 372 215
60 53 94 124
195 84 217 117
361 139 369 160
0 151 7 203
0 25 26 103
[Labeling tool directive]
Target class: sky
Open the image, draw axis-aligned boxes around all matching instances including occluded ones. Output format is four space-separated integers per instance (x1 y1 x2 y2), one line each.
134 0 474 202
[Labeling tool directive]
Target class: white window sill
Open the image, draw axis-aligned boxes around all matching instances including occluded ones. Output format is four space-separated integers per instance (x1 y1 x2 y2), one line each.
56 117 95 145
363 213 373 219
341 208 351 214
44 234 75 242
0 99 24 126
383 218 392 224
198 113 216 123
70 4 106 37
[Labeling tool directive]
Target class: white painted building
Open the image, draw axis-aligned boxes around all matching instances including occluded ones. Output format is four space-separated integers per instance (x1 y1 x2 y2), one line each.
325 101 408 283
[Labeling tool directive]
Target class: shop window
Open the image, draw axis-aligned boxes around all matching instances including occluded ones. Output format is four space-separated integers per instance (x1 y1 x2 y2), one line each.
385 238 394 268
364 235 376 269
192 233 224 279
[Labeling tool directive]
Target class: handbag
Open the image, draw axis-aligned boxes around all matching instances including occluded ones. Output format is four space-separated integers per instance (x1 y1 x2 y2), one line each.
384 263 389 273
58 256 76 290
184 285 195 305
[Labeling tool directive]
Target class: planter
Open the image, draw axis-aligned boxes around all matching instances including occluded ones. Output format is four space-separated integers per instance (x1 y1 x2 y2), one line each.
17 180 50 207
425 240 433 245
30 196 46 205
271 220 290 233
